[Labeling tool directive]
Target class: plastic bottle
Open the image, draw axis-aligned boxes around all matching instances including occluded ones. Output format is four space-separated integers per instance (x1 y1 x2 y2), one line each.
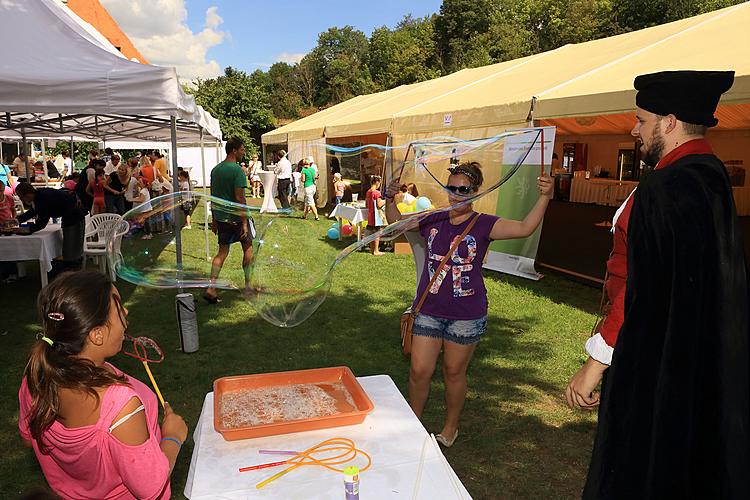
343 465 359 500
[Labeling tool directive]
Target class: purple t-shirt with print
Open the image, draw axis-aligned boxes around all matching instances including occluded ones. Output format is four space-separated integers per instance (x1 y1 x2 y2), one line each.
413 211 499 320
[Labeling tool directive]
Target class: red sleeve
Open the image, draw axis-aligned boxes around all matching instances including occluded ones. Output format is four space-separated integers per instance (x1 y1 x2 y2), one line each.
599 285 625 347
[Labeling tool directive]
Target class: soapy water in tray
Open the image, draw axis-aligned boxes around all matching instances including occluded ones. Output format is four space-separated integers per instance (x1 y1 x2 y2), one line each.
219 383 357 428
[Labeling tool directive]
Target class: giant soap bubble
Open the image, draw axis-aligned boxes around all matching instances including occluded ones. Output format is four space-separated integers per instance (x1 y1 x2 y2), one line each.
115 130 542 327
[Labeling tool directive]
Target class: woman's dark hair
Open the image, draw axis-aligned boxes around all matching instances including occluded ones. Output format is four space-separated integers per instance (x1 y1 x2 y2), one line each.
400 183 419 196
449 161 484 191
94 167 105 178
25 271 127 450
370 175 382 186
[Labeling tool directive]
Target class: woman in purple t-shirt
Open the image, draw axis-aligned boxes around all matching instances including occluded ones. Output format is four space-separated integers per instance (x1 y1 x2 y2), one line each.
385 162 553 447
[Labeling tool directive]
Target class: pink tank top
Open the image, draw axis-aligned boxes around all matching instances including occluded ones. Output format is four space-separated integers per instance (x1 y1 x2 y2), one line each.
19 363 171 499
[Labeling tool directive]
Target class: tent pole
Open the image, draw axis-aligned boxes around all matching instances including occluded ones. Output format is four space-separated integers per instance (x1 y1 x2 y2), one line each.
21 129 30 182
170 117 183 294
41 139 48 186
70 136 74 173
200 129 209 262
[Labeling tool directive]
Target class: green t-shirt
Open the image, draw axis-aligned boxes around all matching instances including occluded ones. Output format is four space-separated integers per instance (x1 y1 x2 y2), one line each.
302 167 316 188
210 161 247 222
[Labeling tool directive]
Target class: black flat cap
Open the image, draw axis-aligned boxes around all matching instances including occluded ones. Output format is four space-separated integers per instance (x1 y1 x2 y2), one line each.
634 70 735 127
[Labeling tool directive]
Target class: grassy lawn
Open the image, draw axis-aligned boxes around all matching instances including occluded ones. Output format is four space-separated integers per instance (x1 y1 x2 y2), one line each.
0 202 600 499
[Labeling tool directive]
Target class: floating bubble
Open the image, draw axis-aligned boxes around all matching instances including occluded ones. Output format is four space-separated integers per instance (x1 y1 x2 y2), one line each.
116 130 542 329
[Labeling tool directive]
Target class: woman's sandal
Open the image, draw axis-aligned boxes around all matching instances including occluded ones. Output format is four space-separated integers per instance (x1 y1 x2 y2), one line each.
435 429 459 448
202 293 220 305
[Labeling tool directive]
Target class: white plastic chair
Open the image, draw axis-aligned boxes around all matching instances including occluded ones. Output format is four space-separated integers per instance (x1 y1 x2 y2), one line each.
84 213 122 250
107 219 130 281
83 214 123 273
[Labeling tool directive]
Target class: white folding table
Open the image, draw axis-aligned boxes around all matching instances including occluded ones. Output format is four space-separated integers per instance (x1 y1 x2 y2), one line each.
184 375 472 499
0 223 62 287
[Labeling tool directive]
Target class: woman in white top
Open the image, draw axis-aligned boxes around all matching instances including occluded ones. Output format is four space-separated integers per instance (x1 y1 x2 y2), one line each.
248 155 262 198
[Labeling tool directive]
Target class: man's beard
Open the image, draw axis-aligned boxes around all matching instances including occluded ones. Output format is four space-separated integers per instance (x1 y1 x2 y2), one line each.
641 129 666 167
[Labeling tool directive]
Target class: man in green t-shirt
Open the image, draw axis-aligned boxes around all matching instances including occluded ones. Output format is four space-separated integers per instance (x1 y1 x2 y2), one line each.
204 138 253 304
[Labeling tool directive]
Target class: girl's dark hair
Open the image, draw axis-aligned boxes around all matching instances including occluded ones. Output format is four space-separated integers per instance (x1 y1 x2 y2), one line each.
449 161 484 190
94 167 105 177
25 271 127 450
178 170 190 180
401 183 419 196
370 175 381 186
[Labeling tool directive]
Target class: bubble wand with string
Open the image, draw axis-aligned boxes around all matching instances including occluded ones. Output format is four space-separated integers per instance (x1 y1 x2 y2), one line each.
122 334 166 408
238 437 371 489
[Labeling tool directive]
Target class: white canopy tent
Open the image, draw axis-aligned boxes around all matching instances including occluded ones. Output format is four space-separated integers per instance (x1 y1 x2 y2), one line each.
0 0 223 265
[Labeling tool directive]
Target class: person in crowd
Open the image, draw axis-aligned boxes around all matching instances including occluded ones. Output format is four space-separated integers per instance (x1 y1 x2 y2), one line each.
13 152 33 182
204 138 254 304
395 183 419 205
333 173 345 206
101 147 113 164
151 152 171 183
385 162 553 448
131 179 153 240
178 170 193 229
104 159 130 215
292 160 304 206
75 158 103 215
248 154 262 198
123 158 140 212
0 179 19 281
273 149 292 210
45 157 61 179
18 270 188 499
580 71 750 499
306 156 319 181
15 183 86 265
301 159 319 220
54 150 73 178
104 153 120 176
240 162 247 176
365 175 386 256
86 168 107 215
32 160 46 182
62 173 79 192
0 179 17 223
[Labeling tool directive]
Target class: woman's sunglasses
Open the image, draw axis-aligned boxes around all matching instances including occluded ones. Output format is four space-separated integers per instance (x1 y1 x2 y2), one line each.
445 185 476 195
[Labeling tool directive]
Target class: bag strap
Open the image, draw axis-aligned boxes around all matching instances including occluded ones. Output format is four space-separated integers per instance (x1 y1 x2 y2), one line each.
413 213 480 315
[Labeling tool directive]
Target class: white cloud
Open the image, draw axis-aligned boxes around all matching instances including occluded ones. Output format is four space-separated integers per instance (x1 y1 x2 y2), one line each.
276 52 305 65
100 0 227 81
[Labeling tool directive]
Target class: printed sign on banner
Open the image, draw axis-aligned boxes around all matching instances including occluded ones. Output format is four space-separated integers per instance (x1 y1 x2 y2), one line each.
484 126 556 280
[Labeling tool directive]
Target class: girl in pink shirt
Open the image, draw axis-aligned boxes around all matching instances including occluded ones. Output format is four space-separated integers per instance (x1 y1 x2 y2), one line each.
18 270 188 499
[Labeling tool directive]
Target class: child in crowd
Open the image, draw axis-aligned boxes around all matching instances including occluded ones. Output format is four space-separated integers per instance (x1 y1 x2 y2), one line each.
18 270 188 499
333 173 345 206
62 172 79 192
0 179 17 223
178 170 193 229
132 179 154 239
86 168 106 215
365 175 386 256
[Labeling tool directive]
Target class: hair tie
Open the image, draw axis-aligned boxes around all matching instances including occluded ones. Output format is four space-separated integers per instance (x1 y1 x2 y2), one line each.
47 312 65 321
36 333 54 346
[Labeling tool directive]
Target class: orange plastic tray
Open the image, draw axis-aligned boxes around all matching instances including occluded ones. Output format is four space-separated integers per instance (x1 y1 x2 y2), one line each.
213 366 374 441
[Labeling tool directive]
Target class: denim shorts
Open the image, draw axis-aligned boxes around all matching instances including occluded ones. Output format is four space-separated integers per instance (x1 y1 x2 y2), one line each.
412 313 486 345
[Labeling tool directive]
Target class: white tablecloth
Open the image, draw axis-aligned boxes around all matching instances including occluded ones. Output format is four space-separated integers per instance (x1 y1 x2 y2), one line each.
0 224 62 286
330 203 367 225
259 171 278 213
184 375 472 500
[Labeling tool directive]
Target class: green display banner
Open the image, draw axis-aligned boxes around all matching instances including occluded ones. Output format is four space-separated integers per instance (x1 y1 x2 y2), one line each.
485 126 556 279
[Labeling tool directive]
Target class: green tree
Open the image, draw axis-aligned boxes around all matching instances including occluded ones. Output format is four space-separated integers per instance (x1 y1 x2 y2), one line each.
369 15 441 90
308 26 375 105
435 0 500 72
188 67 276 154
267 62 304 120
612 0 744 31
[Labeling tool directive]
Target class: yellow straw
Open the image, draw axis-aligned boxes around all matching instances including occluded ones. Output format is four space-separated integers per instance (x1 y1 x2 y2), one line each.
255 464 301 489
142 360 165 408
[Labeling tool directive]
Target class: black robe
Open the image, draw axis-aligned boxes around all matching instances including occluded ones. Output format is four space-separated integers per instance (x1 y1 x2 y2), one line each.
583 154 750 499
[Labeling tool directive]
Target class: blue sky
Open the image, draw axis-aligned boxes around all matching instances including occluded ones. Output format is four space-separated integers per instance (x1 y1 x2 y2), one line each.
186 0 443 72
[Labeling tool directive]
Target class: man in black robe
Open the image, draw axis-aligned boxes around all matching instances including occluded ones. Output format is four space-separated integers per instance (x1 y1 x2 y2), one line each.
583 71 750 499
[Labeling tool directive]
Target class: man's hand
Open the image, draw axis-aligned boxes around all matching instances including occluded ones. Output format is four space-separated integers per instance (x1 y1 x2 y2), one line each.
565 356 608 410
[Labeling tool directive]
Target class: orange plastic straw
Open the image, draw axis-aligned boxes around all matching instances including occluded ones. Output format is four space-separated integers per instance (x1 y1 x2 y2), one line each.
252 437 371 489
